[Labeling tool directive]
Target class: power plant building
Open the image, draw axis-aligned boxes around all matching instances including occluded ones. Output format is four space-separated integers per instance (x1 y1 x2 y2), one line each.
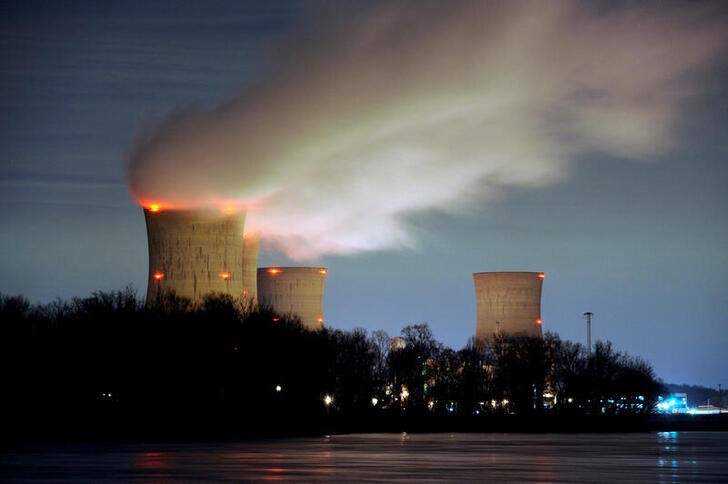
257 267 327 331
473 271 544 341
144 208 246 304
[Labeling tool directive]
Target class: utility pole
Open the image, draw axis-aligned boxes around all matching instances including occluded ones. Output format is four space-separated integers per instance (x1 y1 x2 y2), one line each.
719 384 723 410
583 312 594 355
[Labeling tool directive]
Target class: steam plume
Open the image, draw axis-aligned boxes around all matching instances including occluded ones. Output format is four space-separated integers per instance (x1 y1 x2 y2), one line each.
127 1 727 259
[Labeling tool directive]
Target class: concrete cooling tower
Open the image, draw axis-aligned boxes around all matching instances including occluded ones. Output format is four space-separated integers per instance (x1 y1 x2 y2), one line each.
473 271 544 341
241 231 261 306
144 208 246 304
257 267 327 331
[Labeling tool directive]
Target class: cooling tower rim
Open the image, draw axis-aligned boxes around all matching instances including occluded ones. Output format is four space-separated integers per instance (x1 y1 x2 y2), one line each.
258 266 328 271
473 271 544 276
142 207 247 223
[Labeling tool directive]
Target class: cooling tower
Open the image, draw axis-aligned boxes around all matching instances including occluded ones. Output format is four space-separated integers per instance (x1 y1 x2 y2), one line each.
257 267 327 330
144 208 246 304
473 271 544 341
241 231 261 306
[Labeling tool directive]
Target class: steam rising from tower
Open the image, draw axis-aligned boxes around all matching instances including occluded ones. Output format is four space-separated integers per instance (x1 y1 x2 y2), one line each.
144 208 246 304
126 2 728 261
473 272 544 341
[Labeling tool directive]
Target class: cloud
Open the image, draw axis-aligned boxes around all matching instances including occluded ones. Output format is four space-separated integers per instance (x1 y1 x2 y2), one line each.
127 1 727 259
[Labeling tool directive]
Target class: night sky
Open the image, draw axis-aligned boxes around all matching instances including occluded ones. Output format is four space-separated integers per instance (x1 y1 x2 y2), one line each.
1 1 726 388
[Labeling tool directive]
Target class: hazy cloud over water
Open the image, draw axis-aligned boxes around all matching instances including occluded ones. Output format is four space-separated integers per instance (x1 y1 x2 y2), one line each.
127 1 727 259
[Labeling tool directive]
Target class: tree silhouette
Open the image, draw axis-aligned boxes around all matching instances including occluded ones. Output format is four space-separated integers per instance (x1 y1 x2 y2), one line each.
1 289 667 438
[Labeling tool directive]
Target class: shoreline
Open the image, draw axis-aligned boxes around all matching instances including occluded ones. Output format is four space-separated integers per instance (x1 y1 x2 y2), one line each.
4 413 727 444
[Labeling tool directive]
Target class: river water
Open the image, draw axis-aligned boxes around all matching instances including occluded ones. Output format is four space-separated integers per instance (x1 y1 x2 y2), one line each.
2 432 727 482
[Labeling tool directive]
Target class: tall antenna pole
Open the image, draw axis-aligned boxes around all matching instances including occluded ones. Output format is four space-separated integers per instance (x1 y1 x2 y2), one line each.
583 312 593 355
719 384 723 410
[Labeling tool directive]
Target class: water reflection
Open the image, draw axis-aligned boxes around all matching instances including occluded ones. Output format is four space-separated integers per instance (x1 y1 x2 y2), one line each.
136 451 166 471
1 432 727 482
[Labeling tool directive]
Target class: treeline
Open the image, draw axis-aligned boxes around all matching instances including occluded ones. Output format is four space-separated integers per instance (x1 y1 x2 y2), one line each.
0 289 662 434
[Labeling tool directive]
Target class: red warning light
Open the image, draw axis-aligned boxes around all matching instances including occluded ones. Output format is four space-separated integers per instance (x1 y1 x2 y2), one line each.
242 289 248 296
272 317 280 322
319 268 327 275
268 268 282 275
536 319 543 325
219 272 231 280
153 272 164 281
317 317 324 325
538 273 545 279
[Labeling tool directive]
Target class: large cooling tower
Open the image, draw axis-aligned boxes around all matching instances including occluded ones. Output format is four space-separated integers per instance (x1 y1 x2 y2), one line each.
241 231 261 306
257 267 327 330
473 271 544 341
144 208 246 304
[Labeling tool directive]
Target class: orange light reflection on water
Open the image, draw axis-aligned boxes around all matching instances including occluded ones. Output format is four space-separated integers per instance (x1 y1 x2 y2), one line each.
136 451 169 473
262 467 286 481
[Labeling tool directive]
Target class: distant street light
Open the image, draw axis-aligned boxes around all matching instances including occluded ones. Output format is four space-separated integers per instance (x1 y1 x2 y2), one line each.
275 384 282 392
323 394 333 406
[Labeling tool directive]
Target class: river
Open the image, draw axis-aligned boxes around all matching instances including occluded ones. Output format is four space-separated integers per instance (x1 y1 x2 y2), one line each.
2 432 727 482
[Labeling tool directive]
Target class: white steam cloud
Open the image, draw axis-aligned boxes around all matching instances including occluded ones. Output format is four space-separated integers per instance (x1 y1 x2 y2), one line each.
127 1 727 259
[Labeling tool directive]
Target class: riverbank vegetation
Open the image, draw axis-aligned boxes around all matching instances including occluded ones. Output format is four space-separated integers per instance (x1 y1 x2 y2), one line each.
1 289 666 438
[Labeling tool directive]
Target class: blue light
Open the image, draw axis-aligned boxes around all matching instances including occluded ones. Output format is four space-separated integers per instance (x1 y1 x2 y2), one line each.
655 393 689 414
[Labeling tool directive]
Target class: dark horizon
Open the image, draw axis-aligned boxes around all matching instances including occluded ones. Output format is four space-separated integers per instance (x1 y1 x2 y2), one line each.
7 289 720 443
3 285 725 400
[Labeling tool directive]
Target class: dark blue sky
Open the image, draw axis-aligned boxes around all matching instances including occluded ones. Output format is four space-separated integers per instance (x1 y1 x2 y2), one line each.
1 1 726 387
